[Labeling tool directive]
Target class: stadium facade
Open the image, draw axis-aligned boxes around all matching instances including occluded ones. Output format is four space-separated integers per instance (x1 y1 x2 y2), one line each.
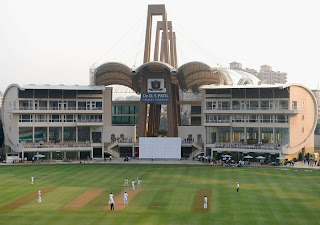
1 4 318 161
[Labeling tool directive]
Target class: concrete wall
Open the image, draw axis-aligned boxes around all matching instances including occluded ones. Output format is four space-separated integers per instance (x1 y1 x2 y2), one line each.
178 126 204 142
2 85 20 151
102 125 136 143
103 88 112 126
288 85 317 154
315 134 320 152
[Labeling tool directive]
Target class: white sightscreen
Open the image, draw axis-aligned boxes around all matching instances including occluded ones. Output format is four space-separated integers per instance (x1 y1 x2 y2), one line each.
139 137 181 159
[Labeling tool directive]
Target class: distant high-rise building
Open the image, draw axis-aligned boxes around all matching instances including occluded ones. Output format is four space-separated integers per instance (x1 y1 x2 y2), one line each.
229 62 287 85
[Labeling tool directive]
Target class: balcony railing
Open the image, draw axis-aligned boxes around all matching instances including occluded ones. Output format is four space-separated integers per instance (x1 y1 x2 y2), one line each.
78 119 103 123
213 142 281 150
206 107 290 111
16 107 101 111
21 142 92 149
205 119 230 123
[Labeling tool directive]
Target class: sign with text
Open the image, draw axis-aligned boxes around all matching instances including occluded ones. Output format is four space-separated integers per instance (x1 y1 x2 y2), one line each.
141 93 170 103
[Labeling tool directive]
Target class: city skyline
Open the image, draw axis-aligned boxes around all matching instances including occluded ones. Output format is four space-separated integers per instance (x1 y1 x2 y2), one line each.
1 0 319 93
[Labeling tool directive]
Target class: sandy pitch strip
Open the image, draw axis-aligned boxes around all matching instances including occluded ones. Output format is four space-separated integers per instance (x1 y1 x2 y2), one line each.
104 188 141 211
0 187 56 211
63 188 106 210
193 189 212 212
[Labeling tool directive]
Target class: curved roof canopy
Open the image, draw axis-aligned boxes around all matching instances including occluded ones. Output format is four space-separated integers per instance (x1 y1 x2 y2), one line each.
95 62 132 88
93 61 260 94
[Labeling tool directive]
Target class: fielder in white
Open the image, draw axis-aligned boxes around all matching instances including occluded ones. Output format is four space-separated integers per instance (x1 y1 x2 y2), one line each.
108 193 114 204
124 192 128 204
131 180 135 190
123 178 129 186
109 193 114 210
31 176 34 184
137 178 142 188
38 190 41 203
204 196 207 209
237 182 240 193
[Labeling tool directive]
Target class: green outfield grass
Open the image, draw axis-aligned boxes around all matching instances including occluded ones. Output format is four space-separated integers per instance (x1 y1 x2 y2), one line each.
0 164 319 225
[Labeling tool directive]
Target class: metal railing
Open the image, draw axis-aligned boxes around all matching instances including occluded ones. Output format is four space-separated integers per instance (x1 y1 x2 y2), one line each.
21 142 92 148
213 142 281 150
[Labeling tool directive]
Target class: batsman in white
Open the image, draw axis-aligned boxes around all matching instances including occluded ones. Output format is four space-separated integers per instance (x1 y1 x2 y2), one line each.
124 192 128 204
31 176 34 184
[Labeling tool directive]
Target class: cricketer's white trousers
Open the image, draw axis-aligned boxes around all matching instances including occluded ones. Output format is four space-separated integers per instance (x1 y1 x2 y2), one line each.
132 185 135 190
124 198 128 204
204 203 207 209
38 197 41 203
124 182 128 186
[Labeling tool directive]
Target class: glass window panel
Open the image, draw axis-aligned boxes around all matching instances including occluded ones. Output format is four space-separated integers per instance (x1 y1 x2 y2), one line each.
249 101 259 110
191 116 201 126
206 127 217 144
260 127 273 143
19 127 33 143
49 127 62 143
217 127 230 142
122 106 130 114
34 127 47 142
78 126 90 142
232 101 240 110
135 106 140 114
246 127 259 144
206 102 212 110
191 106 201 114
92 132 101 143
78 102 86 110
232 127 244 143
275 128 289 145
64 127 76 142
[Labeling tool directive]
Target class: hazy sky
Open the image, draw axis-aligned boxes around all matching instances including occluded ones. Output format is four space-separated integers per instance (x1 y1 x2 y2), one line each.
1 0 319 93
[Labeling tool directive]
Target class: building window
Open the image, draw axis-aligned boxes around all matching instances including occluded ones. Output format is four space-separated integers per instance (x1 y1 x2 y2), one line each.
35 114 47 122
78 126 90 142
191 106 201 114
291 101 297 110
246 127 259 144
19 114 33 122
261 115 272 123
64 115 76 122
34 127 47 142
92 132 102 143
64 127 76 142
232 115 244 123
49 114 61 122
276 115 288 123
260 127 273 143
19 127 33 142
246 115 258 123
191 116 201 126
19 100 33 110
49 127 62 143
232 127 244 143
